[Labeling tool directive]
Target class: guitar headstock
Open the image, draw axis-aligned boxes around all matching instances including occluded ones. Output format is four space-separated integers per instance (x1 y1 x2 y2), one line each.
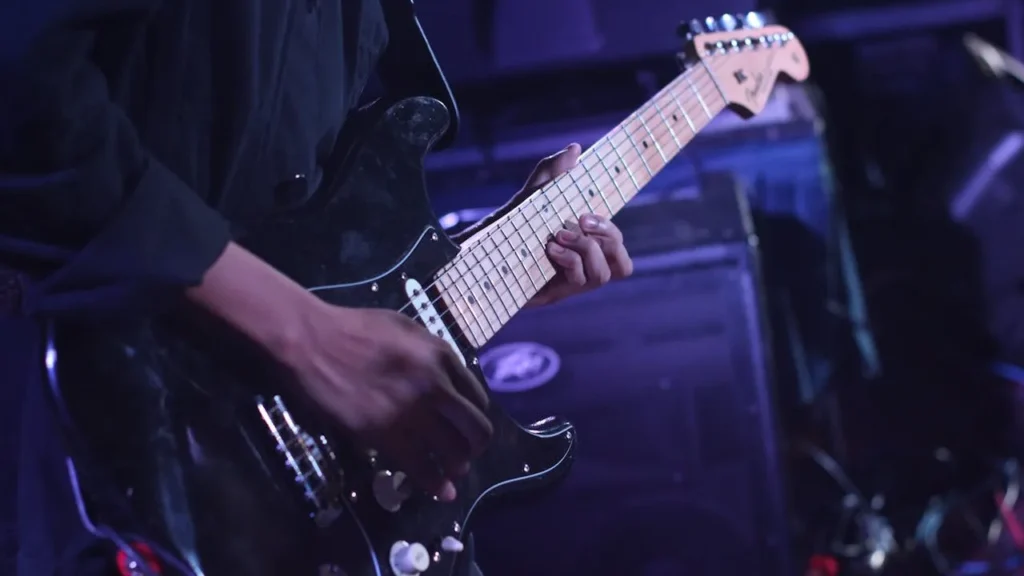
679 13 810 117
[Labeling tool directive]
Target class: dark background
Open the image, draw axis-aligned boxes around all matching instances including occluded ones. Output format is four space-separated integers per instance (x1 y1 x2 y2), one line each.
413 0 1024 573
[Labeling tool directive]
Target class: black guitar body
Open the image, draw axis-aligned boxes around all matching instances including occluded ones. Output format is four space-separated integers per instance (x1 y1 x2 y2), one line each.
44 97 576 576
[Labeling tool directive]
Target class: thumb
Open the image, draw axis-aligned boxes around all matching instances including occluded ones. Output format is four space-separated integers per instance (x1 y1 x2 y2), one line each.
523 143 582 191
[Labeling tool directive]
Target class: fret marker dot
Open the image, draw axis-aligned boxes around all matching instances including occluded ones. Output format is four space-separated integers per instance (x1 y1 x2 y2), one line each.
501 265 509 274
542 203 550 212
520 248 528 257
672 114 678 121
468 295 476 304
642 140 649 149
588 189 595 197
614 166 621 174
483 281 492 291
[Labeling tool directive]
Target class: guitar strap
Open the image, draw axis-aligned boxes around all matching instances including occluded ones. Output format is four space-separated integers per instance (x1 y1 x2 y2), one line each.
376 0 461 150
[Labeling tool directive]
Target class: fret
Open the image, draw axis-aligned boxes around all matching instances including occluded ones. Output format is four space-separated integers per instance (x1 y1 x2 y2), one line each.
577 156 616 215
622 120 653 176
531 193 560 236
436 65 730 348
496 223 538 300
685 73 712 119
608 139 641 192
507 221 542 293
573 158 610 215
478 233 529 309
511 207 554 284
670 88 697 135
552 179 582 221
638 113 668 163
700 61 727 102
564 168 596 216
434 276 482 344
450 258 499 336
592 147 628 207
652 99 682 150
455 255 508 329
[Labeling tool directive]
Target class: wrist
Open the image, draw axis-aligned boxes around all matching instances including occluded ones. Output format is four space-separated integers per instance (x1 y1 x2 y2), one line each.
186 242 323 363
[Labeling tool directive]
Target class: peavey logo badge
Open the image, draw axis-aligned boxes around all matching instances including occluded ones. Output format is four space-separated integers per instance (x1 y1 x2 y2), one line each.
480 342 561 393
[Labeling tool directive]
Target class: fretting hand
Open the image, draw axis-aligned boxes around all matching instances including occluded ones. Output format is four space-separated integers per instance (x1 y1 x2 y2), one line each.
520 143 634 306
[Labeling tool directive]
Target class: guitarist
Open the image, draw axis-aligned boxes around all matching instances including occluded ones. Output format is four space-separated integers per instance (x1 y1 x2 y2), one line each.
0 0 634 575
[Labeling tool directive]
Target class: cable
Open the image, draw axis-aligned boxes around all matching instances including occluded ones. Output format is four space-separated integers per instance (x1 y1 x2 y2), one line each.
917 460 1024 575
798 442 897 571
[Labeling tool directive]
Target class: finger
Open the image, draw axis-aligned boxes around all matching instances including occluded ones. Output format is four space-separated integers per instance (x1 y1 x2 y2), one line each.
419 413 473 478
583 228 633 278
601 240 633 278
579 214 623 244
579 216 631 276
523 143 582 190
401 402 474 479
436 349 494 457
555 225 611 286
546 240 586 286
381 430 455 501
434 387 493 460
441 345 490 410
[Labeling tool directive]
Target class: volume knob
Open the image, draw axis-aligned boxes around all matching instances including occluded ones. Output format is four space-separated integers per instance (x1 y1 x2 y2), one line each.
389 541 430 576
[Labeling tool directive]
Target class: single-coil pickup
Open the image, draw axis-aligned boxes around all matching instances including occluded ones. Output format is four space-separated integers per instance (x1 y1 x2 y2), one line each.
256 395 343 511
405 278 465 365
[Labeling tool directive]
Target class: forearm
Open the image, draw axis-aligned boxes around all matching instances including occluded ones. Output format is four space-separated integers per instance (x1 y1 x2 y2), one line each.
186 242 322 362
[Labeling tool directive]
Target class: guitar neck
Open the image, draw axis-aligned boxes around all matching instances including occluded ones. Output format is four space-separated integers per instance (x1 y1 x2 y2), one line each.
436 62 728 349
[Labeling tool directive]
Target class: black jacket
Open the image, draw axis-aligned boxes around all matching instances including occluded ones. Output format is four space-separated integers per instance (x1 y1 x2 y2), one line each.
0 0 388 315
0 1 387 572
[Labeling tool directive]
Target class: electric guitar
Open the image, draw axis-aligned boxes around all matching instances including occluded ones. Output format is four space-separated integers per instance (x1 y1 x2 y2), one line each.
44 14 809 576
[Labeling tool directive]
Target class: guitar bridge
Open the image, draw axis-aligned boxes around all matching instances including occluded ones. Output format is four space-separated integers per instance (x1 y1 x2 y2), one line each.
256 395 345 526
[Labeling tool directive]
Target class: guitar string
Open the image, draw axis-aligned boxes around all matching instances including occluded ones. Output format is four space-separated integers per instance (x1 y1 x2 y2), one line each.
423 59 735 346
389 53 751 345
397 57 729 346
436 79 722 345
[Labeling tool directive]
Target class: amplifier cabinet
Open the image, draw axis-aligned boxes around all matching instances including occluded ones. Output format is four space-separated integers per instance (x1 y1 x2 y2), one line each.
471 174 793 576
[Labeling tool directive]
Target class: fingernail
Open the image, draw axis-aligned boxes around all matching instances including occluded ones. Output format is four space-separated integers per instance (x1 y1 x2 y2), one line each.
581 215 603 231
557 230 578 242
548 242 566 253
439 481 457 502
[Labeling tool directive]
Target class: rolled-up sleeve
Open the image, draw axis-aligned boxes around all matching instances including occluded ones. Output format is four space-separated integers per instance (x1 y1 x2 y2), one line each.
0 0 231 317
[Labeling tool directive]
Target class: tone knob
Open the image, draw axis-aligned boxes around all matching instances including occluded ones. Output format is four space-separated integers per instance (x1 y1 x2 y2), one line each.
389 541 430 576
372 470 411 512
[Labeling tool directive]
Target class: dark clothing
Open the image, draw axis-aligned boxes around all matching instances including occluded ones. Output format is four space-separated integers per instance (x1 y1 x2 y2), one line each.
0 0 386 316
0 0 465 574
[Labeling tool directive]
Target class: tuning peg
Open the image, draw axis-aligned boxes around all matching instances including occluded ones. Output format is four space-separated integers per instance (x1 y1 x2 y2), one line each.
703 16 718 32
718 14 738 31
677 19 701 39
742 11 766 29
